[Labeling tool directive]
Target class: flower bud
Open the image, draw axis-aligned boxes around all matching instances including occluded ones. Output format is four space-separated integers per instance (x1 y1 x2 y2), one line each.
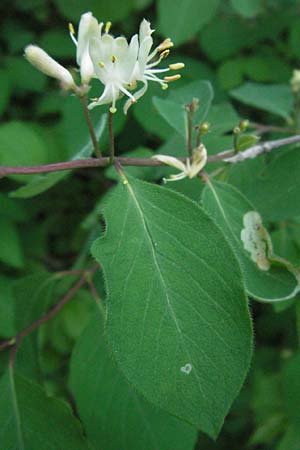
239 119 249 132
24 45 76 90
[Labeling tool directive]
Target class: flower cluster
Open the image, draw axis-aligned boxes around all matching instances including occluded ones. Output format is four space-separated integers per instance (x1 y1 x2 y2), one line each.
24 13 184 114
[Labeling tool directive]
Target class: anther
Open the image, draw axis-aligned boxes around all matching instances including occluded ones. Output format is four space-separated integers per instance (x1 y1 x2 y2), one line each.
158 38 174 51
164 74 181 82
105 21 112 33
98 62 105 68
111 55 116 63
160 50 170 59
68 23 75 35
169 63 185 70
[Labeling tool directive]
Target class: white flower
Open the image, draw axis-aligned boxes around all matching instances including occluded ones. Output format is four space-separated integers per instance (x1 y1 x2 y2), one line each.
123 19 184 113
88 18 184 114
88 22 139 113
69 12 100 85
152 144 207 182
24 45 76 90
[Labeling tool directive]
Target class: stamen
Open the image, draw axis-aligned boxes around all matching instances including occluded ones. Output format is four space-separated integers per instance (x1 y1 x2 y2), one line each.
164 74 181 82
160 50 170 59
105 21 112 33
68 23 75 35
111 55 116 63
98 62 105 68
158 38 174 51
169 63 185 70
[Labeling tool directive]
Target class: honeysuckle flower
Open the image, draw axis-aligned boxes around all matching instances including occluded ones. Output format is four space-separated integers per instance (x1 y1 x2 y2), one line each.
69 12 100 85
24 45 76 90
123 19 184 113
153 144 207 182
88 22 139 113
87 18 184 114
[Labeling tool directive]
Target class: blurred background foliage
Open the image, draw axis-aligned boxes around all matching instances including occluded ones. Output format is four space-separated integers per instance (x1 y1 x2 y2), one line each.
1 0 300 449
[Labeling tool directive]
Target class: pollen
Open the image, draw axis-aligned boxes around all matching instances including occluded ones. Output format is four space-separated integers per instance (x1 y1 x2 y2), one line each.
169 63 185 70
68 23 75 35
105 21 112 33
98 62 105 68
164 74 181 82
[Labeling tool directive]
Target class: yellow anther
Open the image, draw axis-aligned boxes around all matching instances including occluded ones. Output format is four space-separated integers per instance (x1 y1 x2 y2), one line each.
158 38 174 51
69 23 75 35
105 21 112 33
169 63 185 70
164 74 181 82
111 55 116 63
160 50 170 59
109 106 117 113
98 62 105 68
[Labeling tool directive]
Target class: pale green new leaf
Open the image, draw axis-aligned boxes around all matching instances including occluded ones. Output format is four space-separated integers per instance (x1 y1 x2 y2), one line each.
202 180 298 302
70 311 197 450
0 367 91 450
92 175 252 438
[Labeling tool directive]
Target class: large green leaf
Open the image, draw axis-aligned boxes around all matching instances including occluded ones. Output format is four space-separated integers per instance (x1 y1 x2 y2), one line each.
11 115 106 198
70 311 197 450
0 367 90 450
202 180 298 302
0 218 24 269
230 83 293 120
158 0 220 45
92 175 252 438
153 80 213 138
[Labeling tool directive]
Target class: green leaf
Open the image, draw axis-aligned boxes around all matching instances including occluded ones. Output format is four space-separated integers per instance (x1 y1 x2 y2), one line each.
0 121 49 183
158 0 220 45
230 83 293 120
236 134 260 152
205 103 239 135
230 0 263 18
0 218 24 269
229 147 300 221
70 311 197 450
54 0 135 23
0 70 11 116
0 277 15 338
282 354 300 428
0 367 90 450
10 115 107 198
13 273 58 379
202 180 298 301
153 80 214 138
91 176 252 438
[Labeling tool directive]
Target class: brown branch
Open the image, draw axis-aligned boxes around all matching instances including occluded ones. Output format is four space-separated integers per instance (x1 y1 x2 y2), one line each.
80 95 102 158
0 135 300 177
109 111 115 163
0 264 99 355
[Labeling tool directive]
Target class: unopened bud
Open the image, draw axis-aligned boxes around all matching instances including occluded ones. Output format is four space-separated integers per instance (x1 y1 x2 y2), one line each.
199 121 210 134
239 119 249 132
24 45 76 90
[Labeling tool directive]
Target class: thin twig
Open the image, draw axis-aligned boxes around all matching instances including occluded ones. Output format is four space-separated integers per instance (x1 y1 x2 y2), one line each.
80 95 102 158
0 264 99 355
0 135 300 177
250 122 290 135
109 111 115 163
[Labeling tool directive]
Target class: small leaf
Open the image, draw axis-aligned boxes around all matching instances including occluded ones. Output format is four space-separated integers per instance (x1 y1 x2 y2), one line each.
0 218 24 269
92 176 252 438
230 0 263 18
236 134 260 152
70 311 197 450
